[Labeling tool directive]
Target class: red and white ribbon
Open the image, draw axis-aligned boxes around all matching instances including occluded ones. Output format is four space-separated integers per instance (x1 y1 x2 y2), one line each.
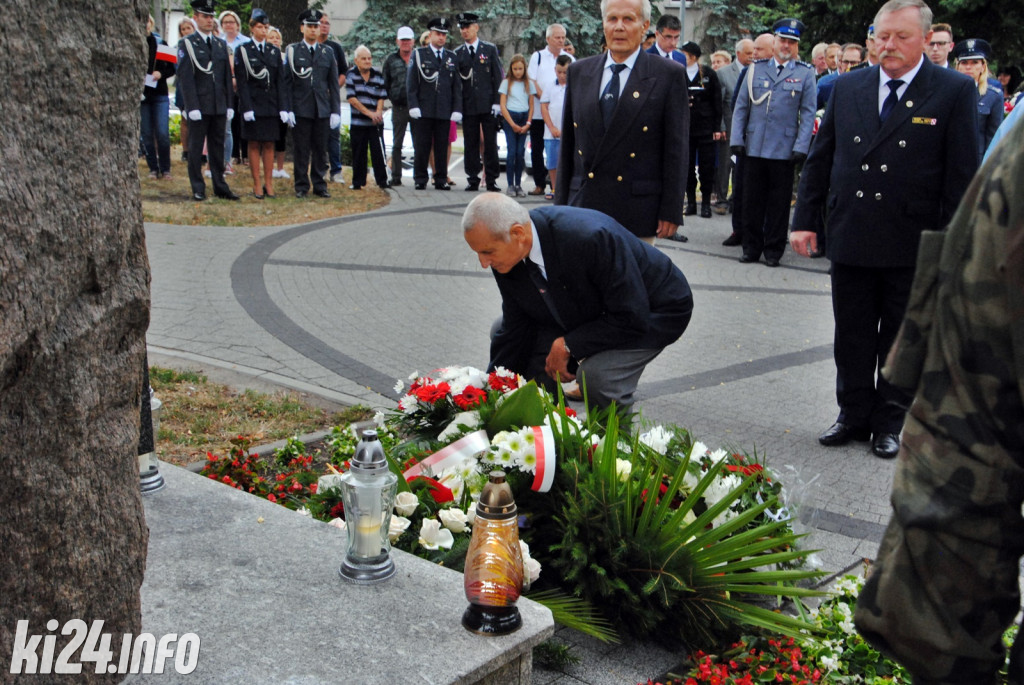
530 426 556 493
403 430 490 480
156 44 178 64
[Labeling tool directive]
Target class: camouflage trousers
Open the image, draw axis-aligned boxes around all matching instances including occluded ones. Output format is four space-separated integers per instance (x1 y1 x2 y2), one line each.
854 118 1024 683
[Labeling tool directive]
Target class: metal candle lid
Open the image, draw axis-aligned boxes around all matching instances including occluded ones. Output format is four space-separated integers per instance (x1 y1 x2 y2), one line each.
476 471 517 519
350 430 388 475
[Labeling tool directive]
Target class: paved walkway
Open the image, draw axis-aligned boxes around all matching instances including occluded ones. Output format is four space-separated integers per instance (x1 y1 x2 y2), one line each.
146 183 894 683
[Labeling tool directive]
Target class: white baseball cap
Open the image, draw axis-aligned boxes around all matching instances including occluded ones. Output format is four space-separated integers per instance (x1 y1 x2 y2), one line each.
396 26 414 40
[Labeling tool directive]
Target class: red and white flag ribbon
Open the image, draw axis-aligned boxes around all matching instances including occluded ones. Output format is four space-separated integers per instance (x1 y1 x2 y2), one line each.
403 430 490 480
156 44 178 64
530 426 556 493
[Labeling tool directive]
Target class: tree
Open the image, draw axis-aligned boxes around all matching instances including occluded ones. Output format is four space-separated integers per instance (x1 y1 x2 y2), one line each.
0 1 151 681
259 0 312 45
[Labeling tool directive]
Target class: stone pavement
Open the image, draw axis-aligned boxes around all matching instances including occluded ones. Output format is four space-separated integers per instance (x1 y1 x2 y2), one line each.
146 182 894 683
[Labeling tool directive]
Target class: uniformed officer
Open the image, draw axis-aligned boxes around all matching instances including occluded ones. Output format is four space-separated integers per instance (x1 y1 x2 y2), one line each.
407 17 463 190
281 9 341 198
680 41 725 219
952 38 1004 157
454 12 504 192
235 8 285 199
730 18 816 266
177 0 239 201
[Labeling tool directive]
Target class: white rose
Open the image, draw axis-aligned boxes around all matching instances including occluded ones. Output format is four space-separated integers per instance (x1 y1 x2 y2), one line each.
524 557 542 584
615 458 632 482
419 518 455 550
438 508 469 533
388 515 411 542
394 491 419 516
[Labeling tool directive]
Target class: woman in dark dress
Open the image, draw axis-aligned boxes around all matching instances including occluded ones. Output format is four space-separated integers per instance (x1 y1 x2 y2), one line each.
142 15 176 179
235 9 284 198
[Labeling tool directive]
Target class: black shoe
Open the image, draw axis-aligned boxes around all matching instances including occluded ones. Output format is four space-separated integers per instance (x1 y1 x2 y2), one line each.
414 183 426 190
722 233 742 246
486 183 501 192
349 185 362 190
818 422 871 446
738 254 759 263
252 192 264 200
764 257 780 267
809 248 825 258
391 179 402 187
684 204 697 216
666 232 688 242
191 192 207 202
464 183 480 191
295 190 308 198
700 205 712 218
871 432 900 458
313 189 331 198
215 191 241 201
435 182 451 190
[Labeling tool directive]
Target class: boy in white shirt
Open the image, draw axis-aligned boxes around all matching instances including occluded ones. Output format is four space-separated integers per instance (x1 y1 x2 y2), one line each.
539 55 571 201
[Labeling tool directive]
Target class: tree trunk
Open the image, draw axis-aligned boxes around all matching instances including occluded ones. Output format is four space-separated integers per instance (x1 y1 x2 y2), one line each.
260 0 315 46
0 1 151 682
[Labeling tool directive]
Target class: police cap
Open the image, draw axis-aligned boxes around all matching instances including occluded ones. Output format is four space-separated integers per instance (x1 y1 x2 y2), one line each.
298 9 324 26
953 38 992 62
680 41 701 58
190 0 216 16
456 12 479 28
249 8 269 25
427 17 451 34
772 18 805 42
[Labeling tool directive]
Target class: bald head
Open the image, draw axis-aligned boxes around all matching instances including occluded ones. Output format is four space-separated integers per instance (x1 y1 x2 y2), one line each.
753 33 774 60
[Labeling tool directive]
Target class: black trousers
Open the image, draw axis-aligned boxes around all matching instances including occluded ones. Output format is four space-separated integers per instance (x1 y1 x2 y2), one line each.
187 113 230 197
350 124 388 188
293 116 329 194
529 119 547 188
731 154 745 235
739 156 794 260
463 112 500 187
830 263 915 434
686 136 718 207
411 117 450 187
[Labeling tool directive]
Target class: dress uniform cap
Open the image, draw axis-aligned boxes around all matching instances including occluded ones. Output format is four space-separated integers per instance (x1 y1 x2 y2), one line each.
190 0 216 16
952 38 992 62
427 17 451 34
772 18 805 41
298 9 323 26
867 24 875 39
396 26 415 40
249 8 269 25
680 41 701 58
456 12 479 28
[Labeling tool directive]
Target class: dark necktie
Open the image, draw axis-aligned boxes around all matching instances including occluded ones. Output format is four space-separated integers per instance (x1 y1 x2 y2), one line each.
206 36 211 48
879 79 904 123
436 50 443 62
258 43 263 54
524 259 566 329
777 63 784 76
469 45 475 59
601 63 626 127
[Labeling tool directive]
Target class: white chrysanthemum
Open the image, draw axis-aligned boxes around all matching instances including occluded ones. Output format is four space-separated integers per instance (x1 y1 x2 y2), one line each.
690 441 709 459
408 370 420 381
518 427 536 446
517 447 538 473
639 425 672 454
503 432 524 454
495 446 515 466
397 395 419 414
373 411 386 427
393 379 404 394
712 506 738 529
707 448 728 464
438 410 482 441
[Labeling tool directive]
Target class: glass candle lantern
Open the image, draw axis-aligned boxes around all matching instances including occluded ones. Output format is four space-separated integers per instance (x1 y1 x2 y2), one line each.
139 387 166 494
339 430 399 584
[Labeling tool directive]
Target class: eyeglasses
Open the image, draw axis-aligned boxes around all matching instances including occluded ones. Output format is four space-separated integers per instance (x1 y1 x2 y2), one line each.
928 41 950 47
841 60 860 65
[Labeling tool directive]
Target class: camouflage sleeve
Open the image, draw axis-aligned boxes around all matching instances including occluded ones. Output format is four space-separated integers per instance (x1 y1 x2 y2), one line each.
854 113 1024 683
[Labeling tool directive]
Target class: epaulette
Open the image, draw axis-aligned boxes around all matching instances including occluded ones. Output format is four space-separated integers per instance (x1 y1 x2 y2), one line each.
753 57 771 63
796 60 813 69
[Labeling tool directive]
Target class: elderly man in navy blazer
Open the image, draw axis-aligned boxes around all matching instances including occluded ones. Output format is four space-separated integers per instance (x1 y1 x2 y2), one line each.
555 0 689 244
463 194 693 412
790 0 978 459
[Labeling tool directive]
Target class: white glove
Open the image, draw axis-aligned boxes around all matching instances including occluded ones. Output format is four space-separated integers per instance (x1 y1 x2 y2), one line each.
450 112 463 124
226 108 234 120
279 111 290 124
243 111 255 122
409 108 421 119
491 104 501 116
287 112 296 127
330 113 341 129
188 110 202 121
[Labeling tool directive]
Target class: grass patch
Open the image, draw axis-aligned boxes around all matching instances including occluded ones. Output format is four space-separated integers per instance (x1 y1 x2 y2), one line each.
139 148 390 227
150 366 373 466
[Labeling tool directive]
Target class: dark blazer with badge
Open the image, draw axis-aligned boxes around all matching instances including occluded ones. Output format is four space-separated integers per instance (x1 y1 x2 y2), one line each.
282 41 340 119
554 50 689 239
792 60 979 267
235 42 285 117
177 32 232 115
489 206 693 375
455 40 503 115
406 46 462 120
686 64 723 138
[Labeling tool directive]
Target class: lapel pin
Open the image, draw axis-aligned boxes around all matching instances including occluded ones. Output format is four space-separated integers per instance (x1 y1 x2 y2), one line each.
633 91 639 98
905 100 913 107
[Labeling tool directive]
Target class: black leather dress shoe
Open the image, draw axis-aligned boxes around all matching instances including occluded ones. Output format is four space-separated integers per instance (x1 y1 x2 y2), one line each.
700 205 712 218
764 257 780 267
435 182 451 190
390 179 402 187
666 232 688 242
486 184 501 192
818 422 871 446
722 233 742 246
684 204 697 216
295 190 308 198
871 432 900 458
414 183 426 190
464 183 479 191
738 254 759 263
191 193 207 202
313 189 331 198
215 191 241 201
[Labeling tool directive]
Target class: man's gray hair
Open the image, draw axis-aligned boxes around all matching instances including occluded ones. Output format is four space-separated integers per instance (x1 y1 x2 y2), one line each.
811 42 828 59
874 0 933 35
600 0 652 24
354 44 371 59
462 194 530 238
545 23 566 39
734 38 753 54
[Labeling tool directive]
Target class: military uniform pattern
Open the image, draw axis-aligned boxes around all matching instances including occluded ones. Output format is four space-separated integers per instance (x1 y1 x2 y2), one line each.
854 115 1024 684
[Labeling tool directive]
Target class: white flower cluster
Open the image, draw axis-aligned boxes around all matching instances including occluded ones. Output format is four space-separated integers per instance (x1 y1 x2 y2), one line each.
520 540 541 586
485 428 540 473
438 410 482 442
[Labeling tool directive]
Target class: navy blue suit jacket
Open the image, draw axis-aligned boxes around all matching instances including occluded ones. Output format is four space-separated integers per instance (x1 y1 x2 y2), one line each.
489 207 693 375
645 45 687 65
792 59 979 267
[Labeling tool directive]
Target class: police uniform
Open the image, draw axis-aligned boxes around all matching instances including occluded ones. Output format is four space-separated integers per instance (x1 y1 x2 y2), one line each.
680 42 724 218
730 18 816 265
282 9 341 198
234 9 284 143
407 17 463 190
176 0 237 201
454 12 504 191
952 38 1004 157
